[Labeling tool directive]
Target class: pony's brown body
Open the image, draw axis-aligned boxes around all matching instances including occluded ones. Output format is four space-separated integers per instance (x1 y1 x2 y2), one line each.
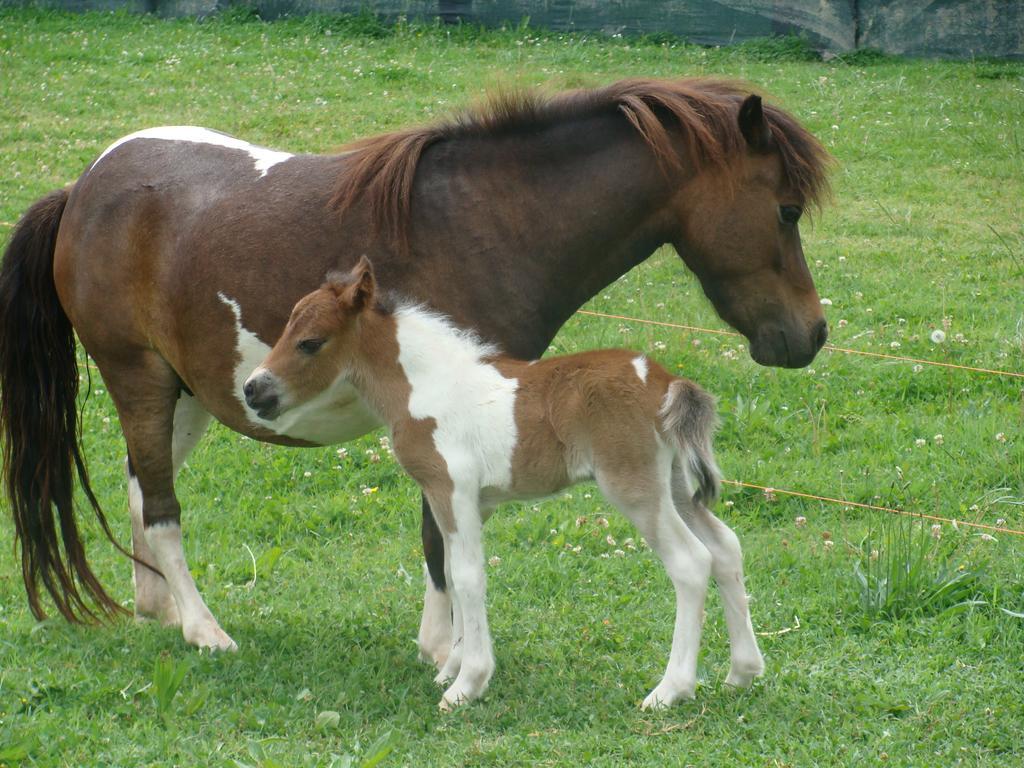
0 78 831 658
245 258 763 709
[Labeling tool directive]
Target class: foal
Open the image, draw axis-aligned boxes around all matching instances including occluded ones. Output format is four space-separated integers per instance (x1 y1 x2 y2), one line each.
245 257 764 709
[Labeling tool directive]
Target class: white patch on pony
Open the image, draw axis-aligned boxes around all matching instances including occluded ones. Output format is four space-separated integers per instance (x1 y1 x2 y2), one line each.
394 305 519 492
632 355 649 384
91 126 293 177
218 292 381 444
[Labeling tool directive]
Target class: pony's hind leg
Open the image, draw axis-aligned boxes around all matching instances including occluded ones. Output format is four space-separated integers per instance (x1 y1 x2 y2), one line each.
671 462 764 687
597 466 712 710
106 354 234 651
130 392 211 625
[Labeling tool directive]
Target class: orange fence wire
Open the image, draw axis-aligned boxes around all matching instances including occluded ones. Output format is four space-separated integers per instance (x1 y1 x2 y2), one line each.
723 480 1024 537
576 307 1023 537
576 309 1024 380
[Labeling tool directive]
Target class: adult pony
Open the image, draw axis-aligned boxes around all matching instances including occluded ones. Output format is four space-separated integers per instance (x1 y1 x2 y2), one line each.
0 78 831 658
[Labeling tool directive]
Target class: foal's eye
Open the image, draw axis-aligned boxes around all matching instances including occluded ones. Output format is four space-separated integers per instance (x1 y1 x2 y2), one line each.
779 205 803 225
297 338 326 355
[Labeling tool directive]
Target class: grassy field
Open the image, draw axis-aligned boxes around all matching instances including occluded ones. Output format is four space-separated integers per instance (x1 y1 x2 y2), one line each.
1 8 1023 767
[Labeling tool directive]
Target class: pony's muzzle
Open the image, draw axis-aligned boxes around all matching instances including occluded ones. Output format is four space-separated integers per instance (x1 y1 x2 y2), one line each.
750 318 828 368
243 370 282 420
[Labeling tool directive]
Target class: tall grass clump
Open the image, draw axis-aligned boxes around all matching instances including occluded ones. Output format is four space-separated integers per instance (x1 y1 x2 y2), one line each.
853 517 988 623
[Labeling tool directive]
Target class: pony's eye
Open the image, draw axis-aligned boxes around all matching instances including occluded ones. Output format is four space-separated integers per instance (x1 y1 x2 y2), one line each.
779 205 802 225
297 338 325 355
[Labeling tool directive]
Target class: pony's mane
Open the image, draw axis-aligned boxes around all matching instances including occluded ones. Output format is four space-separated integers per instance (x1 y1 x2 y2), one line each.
330 77 833 244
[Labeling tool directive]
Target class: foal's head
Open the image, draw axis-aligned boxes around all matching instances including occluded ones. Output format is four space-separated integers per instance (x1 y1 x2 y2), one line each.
668 93 830 368
244 257 376 420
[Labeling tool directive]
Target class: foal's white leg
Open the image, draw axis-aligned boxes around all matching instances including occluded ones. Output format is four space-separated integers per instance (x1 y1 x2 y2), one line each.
672 467 764 688
418 566 453 669
131 393 211 626
437 492 494 710
601 472 712 710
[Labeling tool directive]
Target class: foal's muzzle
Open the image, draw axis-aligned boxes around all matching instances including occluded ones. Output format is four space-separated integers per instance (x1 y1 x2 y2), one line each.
243 371 282 420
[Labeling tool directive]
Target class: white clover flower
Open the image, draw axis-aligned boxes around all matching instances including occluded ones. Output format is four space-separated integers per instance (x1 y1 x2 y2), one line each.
613 549 626 557
336 447 348 459
303 471 312 478
794 515 807 527
933 434 944 445
930 329 946 344
912 364 923 373
931 524 942 539
606 534 617 547
820 298 833 306
488 556 501 567
890 341 901 350
915 438 926 447
996 432 1007 443
823 540 835 550
837 319 848 328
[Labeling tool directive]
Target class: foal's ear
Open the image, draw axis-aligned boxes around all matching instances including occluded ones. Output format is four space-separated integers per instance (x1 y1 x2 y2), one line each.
338 254 376 311
738 94 773 152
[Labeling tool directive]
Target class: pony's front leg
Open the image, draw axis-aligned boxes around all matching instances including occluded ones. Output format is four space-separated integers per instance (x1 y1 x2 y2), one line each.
417 495 453 668
434 490 493 710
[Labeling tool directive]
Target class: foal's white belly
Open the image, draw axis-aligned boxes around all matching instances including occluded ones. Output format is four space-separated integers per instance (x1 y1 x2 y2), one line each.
218 292 382 445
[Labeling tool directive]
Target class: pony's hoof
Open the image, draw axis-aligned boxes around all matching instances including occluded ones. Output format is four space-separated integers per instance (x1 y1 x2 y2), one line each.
185 623 238 652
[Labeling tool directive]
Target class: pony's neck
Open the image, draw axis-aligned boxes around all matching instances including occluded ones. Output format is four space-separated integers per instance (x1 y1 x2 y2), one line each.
413 113 680 357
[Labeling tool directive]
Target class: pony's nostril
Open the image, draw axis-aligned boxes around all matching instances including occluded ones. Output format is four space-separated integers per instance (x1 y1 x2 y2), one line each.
814 320 829 350
243 380 255 399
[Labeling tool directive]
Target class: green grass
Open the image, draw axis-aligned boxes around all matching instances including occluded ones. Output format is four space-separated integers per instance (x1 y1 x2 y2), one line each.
1 9 1023 767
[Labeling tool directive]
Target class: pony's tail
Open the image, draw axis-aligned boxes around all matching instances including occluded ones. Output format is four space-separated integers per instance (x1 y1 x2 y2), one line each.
0 188 127 623
660 379 722 506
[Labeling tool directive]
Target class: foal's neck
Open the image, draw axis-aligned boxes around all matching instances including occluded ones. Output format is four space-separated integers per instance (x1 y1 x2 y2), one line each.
348 306 504 426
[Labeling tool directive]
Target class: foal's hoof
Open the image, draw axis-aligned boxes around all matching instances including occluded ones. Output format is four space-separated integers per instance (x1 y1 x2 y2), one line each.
640 682 695 711
438 684 475 712
724 658 765 689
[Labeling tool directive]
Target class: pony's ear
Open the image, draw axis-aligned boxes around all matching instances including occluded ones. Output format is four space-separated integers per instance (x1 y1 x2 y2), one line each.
738 94 773 152
336 255 376 311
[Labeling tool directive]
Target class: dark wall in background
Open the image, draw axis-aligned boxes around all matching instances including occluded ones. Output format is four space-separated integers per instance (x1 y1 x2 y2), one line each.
6 1 1022 59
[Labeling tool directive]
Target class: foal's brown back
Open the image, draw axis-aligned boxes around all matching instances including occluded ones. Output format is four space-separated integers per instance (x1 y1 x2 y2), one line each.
497 350 678 499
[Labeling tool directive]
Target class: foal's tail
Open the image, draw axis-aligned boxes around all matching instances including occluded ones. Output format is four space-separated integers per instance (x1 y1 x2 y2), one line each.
660 379 721 506
0 188 127 623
